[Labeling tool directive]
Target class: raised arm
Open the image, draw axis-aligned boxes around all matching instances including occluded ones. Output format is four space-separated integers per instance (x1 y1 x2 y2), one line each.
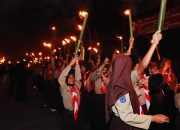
125 37 134 56
137 31 162 75
58 57 77 87
75 58 81 81
91 57 109 81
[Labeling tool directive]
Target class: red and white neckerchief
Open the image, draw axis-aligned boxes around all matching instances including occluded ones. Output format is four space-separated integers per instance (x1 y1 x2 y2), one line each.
143 84 150 111
83 71 90 90
140 74 150 114
101 81 106 94
69 85 79 121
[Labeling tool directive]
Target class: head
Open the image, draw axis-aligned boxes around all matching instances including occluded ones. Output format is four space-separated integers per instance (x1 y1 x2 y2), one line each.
56 59 63 67
80 65 86 73
106 54 140 123
160 58 172 71
80 61 91 73
148 73 164 94
103 65 108 74
129 55 140 70
111 54 132 86
149 62 160 75
66 69 75 86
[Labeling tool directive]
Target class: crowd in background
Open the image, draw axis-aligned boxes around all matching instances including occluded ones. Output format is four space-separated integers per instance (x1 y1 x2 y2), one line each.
0 32 180 130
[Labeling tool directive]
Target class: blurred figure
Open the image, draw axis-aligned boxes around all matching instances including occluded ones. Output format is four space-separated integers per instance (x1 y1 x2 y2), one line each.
15 62 28 101
160 58 178 92
91 57 110 130
175 84 180 130
148 74 176 130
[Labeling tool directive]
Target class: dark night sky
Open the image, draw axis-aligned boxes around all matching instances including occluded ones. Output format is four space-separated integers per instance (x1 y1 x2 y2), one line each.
0 0 180 59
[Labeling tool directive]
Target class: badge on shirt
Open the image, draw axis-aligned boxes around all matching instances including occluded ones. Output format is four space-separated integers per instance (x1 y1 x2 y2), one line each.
119 96 126 103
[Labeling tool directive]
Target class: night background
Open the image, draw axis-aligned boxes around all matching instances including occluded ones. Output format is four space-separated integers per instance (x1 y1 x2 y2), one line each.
0 1 180 130
0 0 179 60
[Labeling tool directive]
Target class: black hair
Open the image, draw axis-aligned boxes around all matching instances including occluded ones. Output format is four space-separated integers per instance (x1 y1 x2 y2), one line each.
65 68 75 85
79 61 91 71
129 55 139 70
148 73 164 93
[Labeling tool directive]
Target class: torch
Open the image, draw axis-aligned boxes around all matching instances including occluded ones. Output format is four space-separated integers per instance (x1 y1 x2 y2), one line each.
124 9 133 38
156 0 167 60
157 0 167 32
74 11 88 59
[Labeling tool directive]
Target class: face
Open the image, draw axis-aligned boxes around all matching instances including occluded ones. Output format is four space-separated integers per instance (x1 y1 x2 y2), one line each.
58 61 62 67
68 74 75 85
80 65 86 73
149 66 160 75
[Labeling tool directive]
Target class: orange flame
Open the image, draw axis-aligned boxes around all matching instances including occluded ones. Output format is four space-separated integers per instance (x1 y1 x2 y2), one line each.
77 25 82 31
70 36 77 42
79 11 88 18
124 9 130 15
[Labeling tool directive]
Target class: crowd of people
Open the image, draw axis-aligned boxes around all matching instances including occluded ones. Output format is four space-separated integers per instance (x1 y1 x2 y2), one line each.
0 31 180 130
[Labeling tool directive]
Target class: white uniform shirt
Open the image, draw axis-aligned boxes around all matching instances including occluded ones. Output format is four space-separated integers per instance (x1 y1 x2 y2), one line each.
131 70 146 105
112 93 152 130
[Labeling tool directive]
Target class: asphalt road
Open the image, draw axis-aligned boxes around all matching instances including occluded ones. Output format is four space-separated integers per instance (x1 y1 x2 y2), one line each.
0 85 62 130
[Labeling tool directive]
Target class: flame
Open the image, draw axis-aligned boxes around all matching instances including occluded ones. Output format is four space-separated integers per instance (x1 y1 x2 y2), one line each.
88 47 92 50
117 36 123 40
70 36 77 42
31 53 35 56
96 42 100 46
43 42 52 48
0 57 5 63
124 9 130 15
62 40 67 46
46 44 52 48
77 25 82 31
39 52 42 56
116 50 120 54
93 48 98 53
8 61 12 64
51 26 56 31
79 11 88 18
64 38 70 43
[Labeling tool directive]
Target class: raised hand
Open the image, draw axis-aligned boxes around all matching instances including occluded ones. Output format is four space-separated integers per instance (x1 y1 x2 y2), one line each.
129 37 134 48
69 57 77 67
151 31 162 45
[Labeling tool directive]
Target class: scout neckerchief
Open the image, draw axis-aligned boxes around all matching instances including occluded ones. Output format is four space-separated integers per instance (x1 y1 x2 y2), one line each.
69 85 79 121
101 81 107 94
140 74 150 115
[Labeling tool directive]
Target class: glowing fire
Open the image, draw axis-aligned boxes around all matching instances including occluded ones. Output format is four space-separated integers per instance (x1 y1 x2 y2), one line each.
79 11 88 18
124 9 130 15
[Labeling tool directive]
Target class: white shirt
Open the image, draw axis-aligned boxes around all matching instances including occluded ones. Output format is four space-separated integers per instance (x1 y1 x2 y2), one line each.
112 93 152 130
